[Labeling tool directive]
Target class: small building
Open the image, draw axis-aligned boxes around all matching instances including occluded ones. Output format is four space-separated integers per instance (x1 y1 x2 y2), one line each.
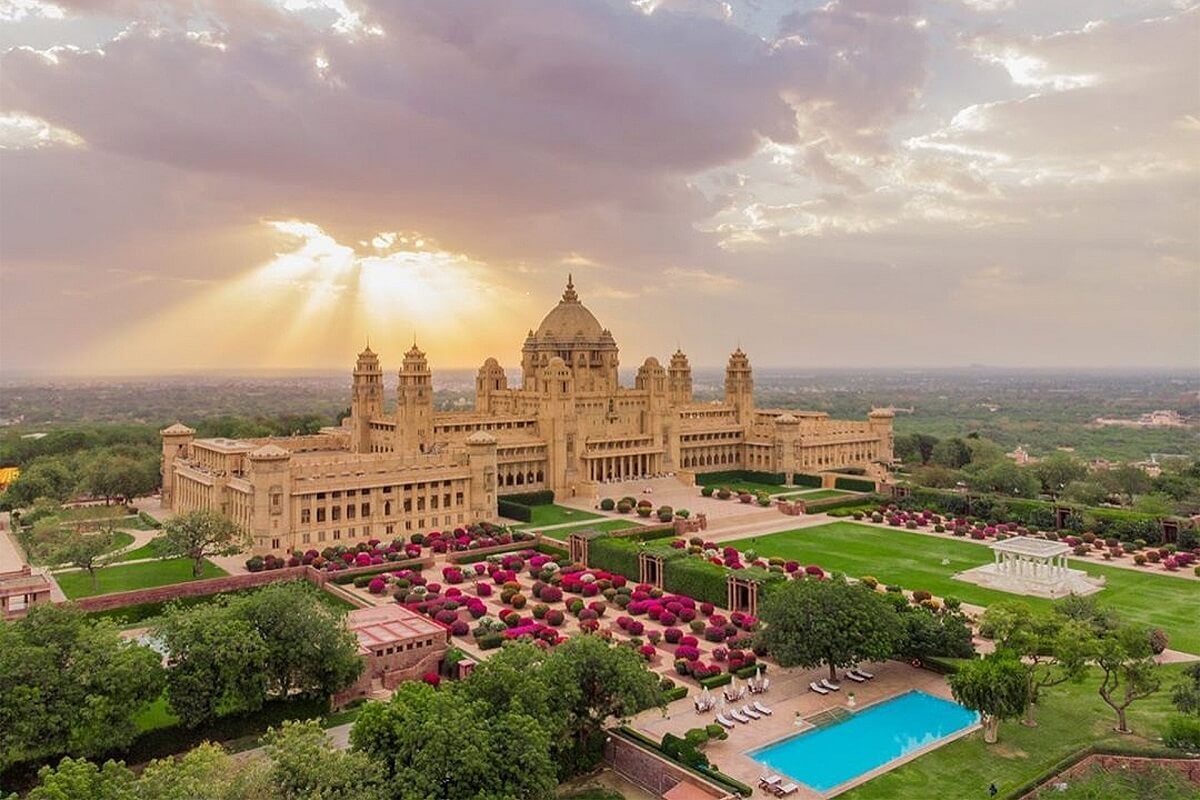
0 566 54 621
332 604 449 708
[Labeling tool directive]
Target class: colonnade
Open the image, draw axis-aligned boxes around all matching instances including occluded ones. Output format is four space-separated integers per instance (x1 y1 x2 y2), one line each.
588 452 661 482
994 550 1070 581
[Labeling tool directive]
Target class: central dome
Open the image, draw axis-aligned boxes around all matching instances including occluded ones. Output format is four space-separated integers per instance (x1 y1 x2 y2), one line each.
532 276 605 341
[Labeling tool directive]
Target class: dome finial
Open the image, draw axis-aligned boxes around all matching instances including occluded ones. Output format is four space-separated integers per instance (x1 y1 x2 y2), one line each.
562 274 578 303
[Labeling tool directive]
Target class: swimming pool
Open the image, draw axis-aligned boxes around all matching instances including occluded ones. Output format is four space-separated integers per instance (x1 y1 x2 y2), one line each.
750 690 979 794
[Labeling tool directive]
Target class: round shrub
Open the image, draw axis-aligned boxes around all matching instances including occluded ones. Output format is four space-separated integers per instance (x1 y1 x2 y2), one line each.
1148 628 1169 655
509 593 527 609
600 498 616 511
701 486 715 497
368 577 387 594
546 609 565 626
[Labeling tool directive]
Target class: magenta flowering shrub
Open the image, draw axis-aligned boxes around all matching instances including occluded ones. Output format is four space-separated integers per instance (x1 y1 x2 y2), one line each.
539 585 564 603
679 635 699 648
713 646 728 661
703 626 726 643
422 672 441 688
545 609 565 626
367 577 387 594
699 602 715 616
639 644 657 661
664 627 683 644
450 620 469 636
442 566 465 584
475 582 493 598
658 611 677 627
677 607 696 623
675 644 701 661
805 565 825 579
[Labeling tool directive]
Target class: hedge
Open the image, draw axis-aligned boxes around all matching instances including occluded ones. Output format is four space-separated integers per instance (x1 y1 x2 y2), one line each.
587 536 641 582
662 557 728 607
833 476 876 492
662 684 689 703
696 470 785 486
498 490 555 506
535 542 569 560
805 493 886 514
732 663 768 679
620 524 678 542
497 499 533 523
698 672 733 689
790 473 823 488
137 511 162 529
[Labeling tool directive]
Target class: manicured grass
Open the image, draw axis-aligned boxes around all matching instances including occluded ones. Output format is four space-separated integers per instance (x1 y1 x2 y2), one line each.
105 530 136 553
511 504 605 529
112 536 167 562
55 557 227 599
538 519 642 534
729 522 1200 654
842 663 1190 800
133 694 180 733
777 489 853 501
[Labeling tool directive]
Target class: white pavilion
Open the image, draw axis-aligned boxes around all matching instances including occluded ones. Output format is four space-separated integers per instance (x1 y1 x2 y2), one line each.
955 537 1105 599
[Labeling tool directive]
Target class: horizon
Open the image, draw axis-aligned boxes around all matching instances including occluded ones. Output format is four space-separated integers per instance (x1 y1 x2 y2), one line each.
1 1 1198 373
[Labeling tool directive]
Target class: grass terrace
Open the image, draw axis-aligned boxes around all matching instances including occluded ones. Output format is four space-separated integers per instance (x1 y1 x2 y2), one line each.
842 662 1191 799
530 518 642 535
111 536 167 562
55 557 227 599
511 504 606 529
729 522 1200 654
776 489 855 501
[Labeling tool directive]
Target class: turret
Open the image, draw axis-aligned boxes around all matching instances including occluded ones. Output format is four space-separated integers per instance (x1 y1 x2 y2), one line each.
724 347 754 425
350 344 384 453
475 357 507 414
160 422 196 507
247 444 291 552
869 408 895 464
465 431 499 522
667 349 693 405
398 341 434 452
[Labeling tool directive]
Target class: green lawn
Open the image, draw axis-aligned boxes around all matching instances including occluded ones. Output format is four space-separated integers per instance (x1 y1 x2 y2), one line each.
843 663 1190 799
531 518 642 534
777 489 854 501
112 536 167 562
729 522 1200 654
55 557 227 599
511 504 605 529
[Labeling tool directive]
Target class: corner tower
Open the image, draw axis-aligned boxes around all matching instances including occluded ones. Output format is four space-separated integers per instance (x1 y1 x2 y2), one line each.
351 344 384 453
397 341 433 452
725 347 754 425
667 349 693 406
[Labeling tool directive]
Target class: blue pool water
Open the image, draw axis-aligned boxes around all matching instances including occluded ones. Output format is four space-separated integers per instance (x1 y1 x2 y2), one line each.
750 690 979 793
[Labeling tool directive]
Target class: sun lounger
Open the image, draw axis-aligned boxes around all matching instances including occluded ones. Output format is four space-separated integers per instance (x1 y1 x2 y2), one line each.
758 775 782 789
715 714 735 729
809 681 830 695
753 701 773 715
740 705 762 719
821 678 841 691
774 782 799 796
846 671 866 683
852 667 875 679
729 709 752 724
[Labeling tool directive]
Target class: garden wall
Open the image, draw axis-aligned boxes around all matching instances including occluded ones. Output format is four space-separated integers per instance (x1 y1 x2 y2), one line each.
605 733 737 800
1019 754 1200 799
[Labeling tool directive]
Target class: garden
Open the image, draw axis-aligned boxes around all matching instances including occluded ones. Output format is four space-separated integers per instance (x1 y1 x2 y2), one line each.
55 557 227 599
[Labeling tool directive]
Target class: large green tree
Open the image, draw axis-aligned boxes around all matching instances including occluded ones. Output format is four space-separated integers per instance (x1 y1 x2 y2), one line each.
981 601 1090 726
1093 625 1161 734
1 456 76 508
51 527 118 590
0 606 164 771
1034 453 1088 499
155 603 269 728
161 509 248 577
1170 663 1200 716
972 461 1040 498
931 437 972 469
948 653 1029 744
264 720 384 800
756 577 900 682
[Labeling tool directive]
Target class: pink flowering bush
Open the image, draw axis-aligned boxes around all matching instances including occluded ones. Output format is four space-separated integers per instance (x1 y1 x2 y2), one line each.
367 577 387 594
422 672 441 688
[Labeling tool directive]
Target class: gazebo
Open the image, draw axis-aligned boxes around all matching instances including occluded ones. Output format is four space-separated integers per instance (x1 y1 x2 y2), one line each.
955 537 1104 599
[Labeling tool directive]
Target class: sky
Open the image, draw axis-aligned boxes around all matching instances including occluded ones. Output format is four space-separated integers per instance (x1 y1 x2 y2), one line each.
0 0 1197 375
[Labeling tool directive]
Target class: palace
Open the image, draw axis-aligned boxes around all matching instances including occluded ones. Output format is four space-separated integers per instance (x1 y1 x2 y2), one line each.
162 278 894 555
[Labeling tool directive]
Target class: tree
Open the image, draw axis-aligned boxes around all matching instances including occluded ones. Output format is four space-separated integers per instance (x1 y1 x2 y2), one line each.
1132 492 1174 517
894 606 975 663
26 757 136 800
264 720 384 800
948 653 1029 744
1 456 76 508
231 583 363 700
1034 453 1088 499
51 527 118 590
83 451 158 506
0 605 164 771
981 602 1090 726
351 681 556 800
1094 625 1161 734
931 437 972 469
1170 663 1200 715
155 602 269 727
913 465 960 489
972 461 1040 498
161 509 248 577
1102 465 1152 506
1063 479 1109 507
757 577 900 682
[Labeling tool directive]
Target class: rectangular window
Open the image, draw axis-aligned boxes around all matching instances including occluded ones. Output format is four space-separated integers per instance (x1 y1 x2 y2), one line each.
333 529 341 540
443 493 451 507
431 495 439 510
361 502 370 517
403 499 412 512
455 492 464 505
347 489 356 497
417 497 426 511
316 508 326 523
385 524 394 535
302 532 310 544
301 508 311 524
271 538 280 550
316 492 326 500
347 505 356 520
318 531 326 543
383 485 392 494
332 491 341 499
332 506 341 521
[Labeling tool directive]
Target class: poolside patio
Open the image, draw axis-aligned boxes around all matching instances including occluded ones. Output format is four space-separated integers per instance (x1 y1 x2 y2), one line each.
628 660 965 799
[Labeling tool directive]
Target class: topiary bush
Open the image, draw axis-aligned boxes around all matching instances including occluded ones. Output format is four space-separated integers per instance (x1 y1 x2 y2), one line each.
600 498 616 511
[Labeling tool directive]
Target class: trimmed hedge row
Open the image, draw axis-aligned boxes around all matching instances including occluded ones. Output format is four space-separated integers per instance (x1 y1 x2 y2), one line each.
620 524 678 542
497 499 533 522
587 536 641 582
833 476 876 492
661 556 728 608
498 490 555 506
695 470 785 486
790 473 823 488
805 493 887 514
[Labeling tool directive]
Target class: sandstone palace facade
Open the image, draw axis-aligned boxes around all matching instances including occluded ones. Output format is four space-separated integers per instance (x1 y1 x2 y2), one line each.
162 278 894 555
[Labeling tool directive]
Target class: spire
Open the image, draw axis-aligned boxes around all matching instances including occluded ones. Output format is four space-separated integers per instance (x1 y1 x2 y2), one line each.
561 274 579 303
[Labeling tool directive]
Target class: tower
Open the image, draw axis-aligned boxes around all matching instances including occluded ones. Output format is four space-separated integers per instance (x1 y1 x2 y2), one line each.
398 341 434 452
725 347 754 426
350 344 384 453
869 408 896 464
475 357 508 414
667 349 693 406
159 422 196 507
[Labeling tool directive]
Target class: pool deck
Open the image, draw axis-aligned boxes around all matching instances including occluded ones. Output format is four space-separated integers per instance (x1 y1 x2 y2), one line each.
629 661 968 799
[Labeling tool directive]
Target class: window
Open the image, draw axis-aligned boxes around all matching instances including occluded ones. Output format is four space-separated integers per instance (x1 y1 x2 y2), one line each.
383 485 392 494
455 492 464 505
431 495 439 510
403 499 412 512
347 489 356 497
332 506 341 521
361 502 370 517
271 538 280 550
318 531 326 543
347 505 356 520
386 524 394 535
316 508 326 523
302 532 310 544
332 491 341 498
301 508 311 524
333 529 341 540
417 497 425 511
443 493 451 507
316 492 326 500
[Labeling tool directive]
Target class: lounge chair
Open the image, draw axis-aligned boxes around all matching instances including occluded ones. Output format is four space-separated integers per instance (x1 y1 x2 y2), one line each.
852 667 875 679
715 714 736 729
729 709 752 724
774 782 799 797
758 775 782 790
740 705 761 720
821 678 841 691
809 681 830 695
846 671 866 683
753 701 773 715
